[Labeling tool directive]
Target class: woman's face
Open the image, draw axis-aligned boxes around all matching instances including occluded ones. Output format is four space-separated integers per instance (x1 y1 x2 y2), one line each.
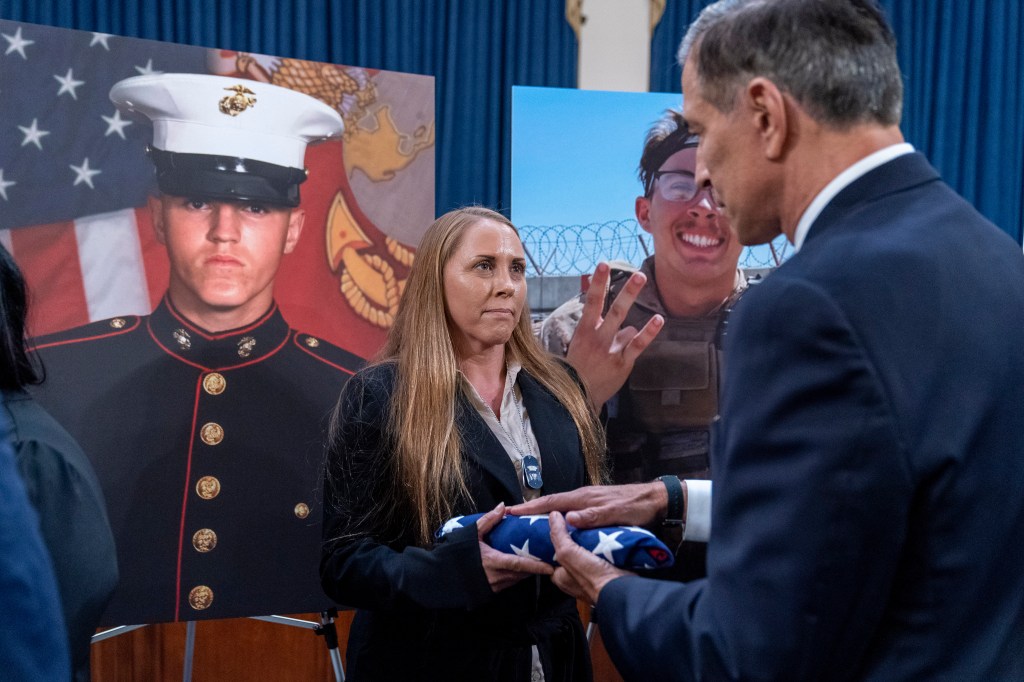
442 219 527 358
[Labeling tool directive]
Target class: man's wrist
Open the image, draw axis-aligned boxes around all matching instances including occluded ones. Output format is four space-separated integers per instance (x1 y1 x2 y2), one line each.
649 478 669 520
656 475 687 528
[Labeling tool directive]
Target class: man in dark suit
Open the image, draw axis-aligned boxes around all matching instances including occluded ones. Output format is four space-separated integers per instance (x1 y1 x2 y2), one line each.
514 1 1024 679
31 73 363 625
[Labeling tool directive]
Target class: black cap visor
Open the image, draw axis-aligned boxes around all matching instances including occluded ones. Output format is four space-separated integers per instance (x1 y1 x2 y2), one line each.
148 148 308 207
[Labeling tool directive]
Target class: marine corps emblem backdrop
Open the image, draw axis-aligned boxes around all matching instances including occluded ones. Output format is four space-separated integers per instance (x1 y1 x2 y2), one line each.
0 19 434 625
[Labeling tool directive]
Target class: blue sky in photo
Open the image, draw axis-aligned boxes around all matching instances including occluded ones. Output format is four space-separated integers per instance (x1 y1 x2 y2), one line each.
511 86 681 228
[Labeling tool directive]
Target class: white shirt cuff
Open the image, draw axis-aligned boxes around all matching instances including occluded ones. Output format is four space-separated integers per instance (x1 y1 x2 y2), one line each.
682 479 712 542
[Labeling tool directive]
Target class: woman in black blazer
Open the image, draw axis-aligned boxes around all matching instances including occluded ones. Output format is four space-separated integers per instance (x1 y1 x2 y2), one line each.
321 207 605 681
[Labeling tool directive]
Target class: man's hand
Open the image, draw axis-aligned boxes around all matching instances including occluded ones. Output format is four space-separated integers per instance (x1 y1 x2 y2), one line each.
476 503 554 592
549 512 630 604
509 482 669 529
566 262 664 410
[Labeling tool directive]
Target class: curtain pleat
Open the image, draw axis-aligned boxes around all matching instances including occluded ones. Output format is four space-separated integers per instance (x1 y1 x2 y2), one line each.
650 0 1024 244
0 0 577 217
13 1 1014 241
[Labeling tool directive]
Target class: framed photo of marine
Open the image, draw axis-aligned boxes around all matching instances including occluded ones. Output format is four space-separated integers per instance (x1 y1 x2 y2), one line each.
0 19 435 626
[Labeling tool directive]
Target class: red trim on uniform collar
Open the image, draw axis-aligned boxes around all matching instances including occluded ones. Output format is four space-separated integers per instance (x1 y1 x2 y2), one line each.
149 297 291 370
164 296 278 341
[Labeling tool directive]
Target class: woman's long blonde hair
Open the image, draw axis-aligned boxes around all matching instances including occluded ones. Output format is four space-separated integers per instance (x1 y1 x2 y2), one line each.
376 207 605 545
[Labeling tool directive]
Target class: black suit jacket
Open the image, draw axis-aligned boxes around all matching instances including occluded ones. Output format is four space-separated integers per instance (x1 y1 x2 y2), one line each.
598 153 1024 680
320 362 591 682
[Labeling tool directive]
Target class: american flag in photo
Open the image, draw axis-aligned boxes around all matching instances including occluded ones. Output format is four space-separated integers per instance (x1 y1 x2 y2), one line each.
0 20 208 335
437 513 675 570
0 19 404 359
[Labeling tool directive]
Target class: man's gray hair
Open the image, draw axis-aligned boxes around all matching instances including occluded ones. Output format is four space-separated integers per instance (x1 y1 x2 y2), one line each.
678 0 903 128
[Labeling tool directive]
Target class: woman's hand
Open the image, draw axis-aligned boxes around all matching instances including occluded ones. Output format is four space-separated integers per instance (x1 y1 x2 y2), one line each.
476 503 554 592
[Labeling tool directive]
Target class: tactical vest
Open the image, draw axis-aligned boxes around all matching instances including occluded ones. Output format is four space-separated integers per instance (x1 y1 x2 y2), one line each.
605 268 743 483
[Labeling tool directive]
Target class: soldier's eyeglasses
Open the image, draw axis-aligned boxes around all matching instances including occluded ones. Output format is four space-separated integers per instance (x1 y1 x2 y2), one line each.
652 171 701 203
652 171 722 208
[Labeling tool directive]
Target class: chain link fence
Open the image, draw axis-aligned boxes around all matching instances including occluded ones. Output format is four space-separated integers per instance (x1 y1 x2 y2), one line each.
518 218 791 277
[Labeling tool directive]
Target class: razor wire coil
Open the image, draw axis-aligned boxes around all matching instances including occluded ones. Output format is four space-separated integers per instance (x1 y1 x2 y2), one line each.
518 218 791 276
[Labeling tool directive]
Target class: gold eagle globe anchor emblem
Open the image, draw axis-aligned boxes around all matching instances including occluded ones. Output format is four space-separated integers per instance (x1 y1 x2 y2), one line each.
222 55 432 329
219 85 257 116
327 192 414 329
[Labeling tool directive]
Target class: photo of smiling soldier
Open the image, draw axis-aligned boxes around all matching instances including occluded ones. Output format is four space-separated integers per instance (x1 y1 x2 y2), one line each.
543 108 746 486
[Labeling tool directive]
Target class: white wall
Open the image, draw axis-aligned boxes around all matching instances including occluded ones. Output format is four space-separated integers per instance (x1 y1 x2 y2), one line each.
576 0 652 92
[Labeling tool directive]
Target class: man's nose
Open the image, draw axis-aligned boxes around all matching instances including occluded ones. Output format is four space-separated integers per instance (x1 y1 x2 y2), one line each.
689 192 718 221
208 205 241 241
694 152 712 188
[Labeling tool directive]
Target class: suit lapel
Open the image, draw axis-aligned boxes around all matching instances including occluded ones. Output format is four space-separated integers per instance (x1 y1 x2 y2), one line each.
518 371 580 495
806 152 940 248
457 370 583 502
456 392 524 501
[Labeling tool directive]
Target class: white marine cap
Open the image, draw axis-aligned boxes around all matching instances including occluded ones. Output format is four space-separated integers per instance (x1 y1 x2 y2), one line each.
109 73 344 207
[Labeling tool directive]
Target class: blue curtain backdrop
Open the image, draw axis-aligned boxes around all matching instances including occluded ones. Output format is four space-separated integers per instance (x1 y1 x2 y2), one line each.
651 0 1024 245
0 0 577 217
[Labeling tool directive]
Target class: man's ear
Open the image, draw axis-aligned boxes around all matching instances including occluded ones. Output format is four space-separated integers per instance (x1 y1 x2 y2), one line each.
283 208 305 254
745 77 788 161
148 195 167 245
635 196 653 234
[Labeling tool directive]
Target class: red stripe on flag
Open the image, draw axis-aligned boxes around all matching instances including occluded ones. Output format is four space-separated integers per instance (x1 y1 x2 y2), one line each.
135 205 169 311
13 222 90 336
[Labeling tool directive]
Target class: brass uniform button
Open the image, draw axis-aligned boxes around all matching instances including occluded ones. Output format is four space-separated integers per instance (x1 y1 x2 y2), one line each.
304 336 320 348
294 503 310 519
203 372 226 395
188 585 213 610
196 476 221 500
192 528 217 552
110 318 126 329
200 423 224 446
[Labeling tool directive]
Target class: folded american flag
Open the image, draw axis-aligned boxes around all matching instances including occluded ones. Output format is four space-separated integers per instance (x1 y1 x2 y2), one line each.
436 513 674 570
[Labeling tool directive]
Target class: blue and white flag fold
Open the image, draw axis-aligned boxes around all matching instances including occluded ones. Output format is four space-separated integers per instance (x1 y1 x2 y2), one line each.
436 513 674 570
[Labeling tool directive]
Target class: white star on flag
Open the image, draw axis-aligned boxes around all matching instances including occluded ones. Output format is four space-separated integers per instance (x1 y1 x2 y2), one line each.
440 516 466 534
3 27 34 58
510 540 540 561
18 118 50 149
621 526 656 537
102 110 132 139
135 58 161 76
90 33 113 50
590 530 625 563
70 158 101 189
520 515 547 525
0 169 15 201
54 68 85 99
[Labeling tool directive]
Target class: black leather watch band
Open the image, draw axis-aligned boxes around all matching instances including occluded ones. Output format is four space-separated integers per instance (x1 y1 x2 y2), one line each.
658 475 685 527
